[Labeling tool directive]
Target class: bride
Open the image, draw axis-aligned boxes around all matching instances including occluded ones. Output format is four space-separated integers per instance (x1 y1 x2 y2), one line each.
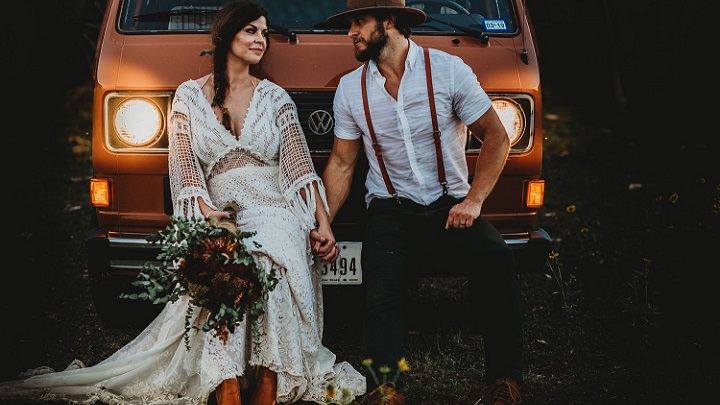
0 1 365 404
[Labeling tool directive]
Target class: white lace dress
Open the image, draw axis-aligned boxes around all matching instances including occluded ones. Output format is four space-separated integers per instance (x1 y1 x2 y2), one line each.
0 78 366 404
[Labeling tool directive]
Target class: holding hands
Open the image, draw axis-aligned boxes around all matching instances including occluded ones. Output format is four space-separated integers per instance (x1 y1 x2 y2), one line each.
310 223 340 265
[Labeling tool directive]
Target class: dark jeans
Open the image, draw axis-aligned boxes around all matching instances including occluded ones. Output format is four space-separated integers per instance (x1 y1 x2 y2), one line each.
361 196 524 390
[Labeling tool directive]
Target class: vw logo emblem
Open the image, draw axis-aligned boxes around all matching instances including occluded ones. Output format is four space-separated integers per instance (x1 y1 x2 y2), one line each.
308 110 334 135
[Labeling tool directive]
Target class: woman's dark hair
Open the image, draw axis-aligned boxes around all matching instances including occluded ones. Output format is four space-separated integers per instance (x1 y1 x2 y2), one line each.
210 1 269 112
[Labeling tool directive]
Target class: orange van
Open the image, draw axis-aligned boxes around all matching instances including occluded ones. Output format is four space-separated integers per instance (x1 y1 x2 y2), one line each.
87 0 550 324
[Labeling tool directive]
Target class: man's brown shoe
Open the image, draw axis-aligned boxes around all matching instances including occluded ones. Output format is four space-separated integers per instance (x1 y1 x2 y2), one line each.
361 382 405 405
475 377 522 405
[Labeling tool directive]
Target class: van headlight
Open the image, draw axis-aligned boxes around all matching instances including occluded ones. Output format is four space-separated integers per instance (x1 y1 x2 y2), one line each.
114 98 164 146
104 92 173 152
492 97 525 146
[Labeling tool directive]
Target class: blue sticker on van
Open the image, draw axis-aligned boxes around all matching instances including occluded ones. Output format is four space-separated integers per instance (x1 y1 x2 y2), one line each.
483 19 508 32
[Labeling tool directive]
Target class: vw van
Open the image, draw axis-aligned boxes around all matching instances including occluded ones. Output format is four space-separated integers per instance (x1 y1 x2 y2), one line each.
87 0 551 324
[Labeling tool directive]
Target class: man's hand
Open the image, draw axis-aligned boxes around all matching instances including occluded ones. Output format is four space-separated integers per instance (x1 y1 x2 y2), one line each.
310 224 340 264
445 197 483 229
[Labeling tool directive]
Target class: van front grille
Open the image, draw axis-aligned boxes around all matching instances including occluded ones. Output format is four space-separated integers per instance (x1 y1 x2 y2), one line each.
287 91 336 152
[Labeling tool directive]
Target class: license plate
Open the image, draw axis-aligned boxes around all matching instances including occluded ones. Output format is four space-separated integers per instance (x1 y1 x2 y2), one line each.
320 242 362 285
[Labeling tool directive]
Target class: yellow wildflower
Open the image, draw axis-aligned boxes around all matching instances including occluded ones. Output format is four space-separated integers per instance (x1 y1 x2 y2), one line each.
397 357 410 372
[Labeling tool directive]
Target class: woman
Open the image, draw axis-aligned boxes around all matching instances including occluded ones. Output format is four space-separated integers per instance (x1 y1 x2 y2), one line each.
0 1 365 404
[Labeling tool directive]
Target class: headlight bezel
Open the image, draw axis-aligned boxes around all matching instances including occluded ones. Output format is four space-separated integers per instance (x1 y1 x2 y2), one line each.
467 93 535 154
104 92 173 152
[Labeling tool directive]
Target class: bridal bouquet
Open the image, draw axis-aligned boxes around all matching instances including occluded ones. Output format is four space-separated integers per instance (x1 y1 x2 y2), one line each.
121 202 279 349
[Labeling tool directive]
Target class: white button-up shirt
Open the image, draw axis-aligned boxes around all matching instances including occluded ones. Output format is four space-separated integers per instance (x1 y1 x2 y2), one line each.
333 40 492 206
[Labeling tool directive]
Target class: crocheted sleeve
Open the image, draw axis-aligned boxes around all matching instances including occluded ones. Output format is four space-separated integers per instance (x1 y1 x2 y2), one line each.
275 89 329 231
167 83 216 220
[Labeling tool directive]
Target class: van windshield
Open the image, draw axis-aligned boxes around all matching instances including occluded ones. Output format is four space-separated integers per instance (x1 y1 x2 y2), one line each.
120 0 517 36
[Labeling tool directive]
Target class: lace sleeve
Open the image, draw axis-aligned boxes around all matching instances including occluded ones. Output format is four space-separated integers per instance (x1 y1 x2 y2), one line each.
277 99 329 231
168 89 216 219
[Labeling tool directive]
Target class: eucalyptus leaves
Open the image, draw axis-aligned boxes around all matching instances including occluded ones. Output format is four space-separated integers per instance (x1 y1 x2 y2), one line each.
121 203 278 350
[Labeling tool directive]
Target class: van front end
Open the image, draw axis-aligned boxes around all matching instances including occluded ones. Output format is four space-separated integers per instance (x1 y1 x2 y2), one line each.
88 0 550 325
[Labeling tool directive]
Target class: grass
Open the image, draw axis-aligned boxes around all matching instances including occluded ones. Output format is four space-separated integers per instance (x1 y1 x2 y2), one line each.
322 98 719 403
1 83 717 405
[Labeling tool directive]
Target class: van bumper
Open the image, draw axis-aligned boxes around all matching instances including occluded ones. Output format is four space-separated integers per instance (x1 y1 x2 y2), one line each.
86 225 550 324
503 227 552 274
86 226 552 303
85 228 163 325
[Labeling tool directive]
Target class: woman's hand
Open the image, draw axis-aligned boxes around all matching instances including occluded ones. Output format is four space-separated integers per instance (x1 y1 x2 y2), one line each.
204 209 231 225
310 222 340 265
199 198 231 226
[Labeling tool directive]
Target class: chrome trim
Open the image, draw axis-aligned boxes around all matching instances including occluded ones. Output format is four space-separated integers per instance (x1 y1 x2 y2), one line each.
110 259 154 270
467 93 535 154
103 91 174 153
502 232 532 246
308 110 334 135
108 232 539 254
107 232 155 248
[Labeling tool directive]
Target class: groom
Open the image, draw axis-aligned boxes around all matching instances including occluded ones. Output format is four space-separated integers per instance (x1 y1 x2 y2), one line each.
321 1 525 404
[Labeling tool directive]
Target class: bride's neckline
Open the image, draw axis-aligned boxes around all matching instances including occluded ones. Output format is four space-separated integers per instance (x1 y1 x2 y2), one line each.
198 74 262 139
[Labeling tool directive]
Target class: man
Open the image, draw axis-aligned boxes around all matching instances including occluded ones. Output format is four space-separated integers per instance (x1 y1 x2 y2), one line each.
321 1 524 404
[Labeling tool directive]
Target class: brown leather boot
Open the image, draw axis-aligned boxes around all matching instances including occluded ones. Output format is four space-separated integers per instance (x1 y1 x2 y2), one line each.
477 377 522 405
249 367 277 405
361 382 405 405
215 378 242 405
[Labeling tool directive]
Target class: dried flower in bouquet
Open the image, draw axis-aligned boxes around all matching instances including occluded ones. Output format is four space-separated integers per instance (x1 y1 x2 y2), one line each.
121 202 279 350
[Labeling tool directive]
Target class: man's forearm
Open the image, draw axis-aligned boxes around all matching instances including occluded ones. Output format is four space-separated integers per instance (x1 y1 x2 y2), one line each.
322 165 354 223
323 138 361 223
466 111 510 204
467 147 507 204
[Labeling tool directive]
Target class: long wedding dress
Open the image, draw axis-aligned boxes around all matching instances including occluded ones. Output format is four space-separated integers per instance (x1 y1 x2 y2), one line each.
0 76 366 404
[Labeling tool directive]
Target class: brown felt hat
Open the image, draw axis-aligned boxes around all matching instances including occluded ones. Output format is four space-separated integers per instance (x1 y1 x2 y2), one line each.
327 0 427 27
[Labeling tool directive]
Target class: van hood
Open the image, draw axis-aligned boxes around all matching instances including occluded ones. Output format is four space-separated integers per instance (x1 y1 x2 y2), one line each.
97 33 537 93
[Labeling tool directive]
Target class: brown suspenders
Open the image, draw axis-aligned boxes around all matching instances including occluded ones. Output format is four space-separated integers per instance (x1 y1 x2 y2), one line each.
423 47 448 195
361 47 448 203
361 59 396 198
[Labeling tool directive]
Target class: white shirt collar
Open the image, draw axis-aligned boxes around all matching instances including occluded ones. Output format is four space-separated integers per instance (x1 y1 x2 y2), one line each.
367 39 422 77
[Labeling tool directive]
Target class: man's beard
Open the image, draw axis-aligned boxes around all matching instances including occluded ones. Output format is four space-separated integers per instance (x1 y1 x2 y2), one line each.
354 21 387 62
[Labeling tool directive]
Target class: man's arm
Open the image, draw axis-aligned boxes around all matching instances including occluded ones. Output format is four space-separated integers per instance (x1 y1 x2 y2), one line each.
322 137 362 223
445 107 510 229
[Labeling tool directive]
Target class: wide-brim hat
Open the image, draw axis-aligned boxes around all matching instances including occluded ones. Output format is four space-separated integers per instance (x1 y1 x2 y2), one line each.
327 0 427 27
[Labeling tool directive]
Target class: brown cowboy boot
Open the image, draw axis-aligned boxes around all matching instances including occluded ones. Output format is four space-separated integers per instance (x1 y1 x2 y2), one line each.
476 377 522 405
361 382 405 405
215 378 242 405
249 366 277 405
